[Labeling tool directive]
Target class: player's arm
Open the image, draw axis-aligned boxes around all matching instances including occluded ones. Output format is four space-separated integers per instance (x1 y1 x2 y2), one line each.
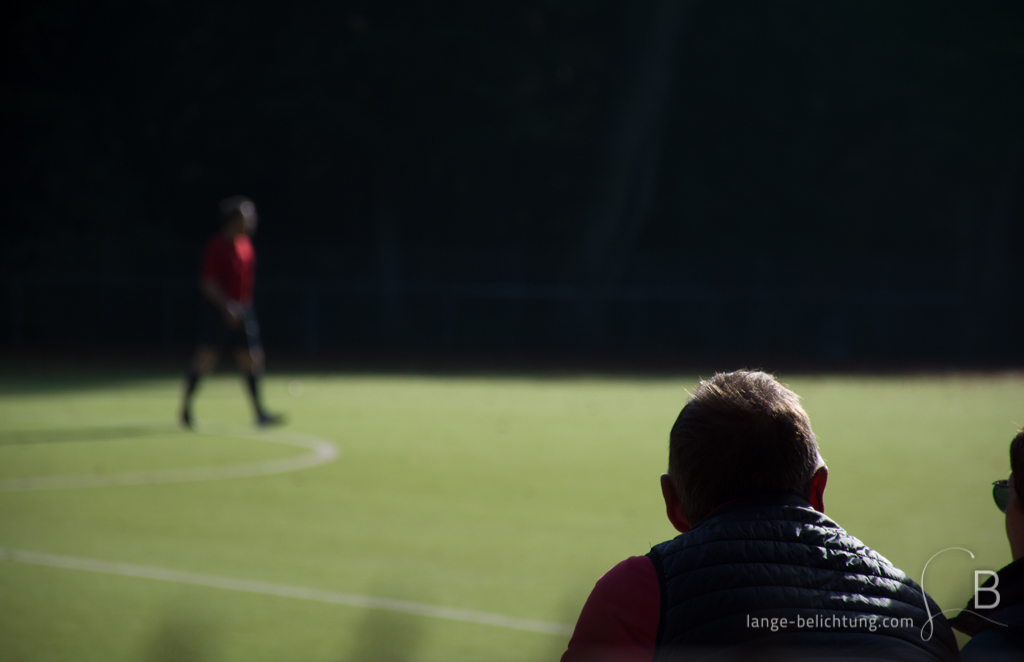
200 278 243 327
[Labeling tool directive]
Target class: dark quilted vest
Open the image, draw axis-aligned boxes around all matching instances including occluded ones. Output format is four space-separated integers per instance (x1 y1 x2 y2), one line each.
647 495 960 661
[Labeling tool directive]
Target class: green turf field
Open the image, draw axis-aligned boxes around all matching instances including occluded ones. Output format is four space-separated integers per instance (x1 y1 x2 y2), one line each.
1 368 1020 660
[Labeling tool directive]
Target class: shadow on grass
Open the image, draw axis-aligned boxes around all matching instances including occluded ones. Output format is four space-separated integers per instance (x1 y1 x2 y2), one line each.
144 609 220 662
341 585 426 662
0 426 174 446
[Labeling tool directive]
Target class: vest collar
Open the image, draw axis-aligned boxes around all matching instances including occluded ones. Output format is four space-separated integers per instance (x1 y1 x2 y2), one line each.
691 493 815 530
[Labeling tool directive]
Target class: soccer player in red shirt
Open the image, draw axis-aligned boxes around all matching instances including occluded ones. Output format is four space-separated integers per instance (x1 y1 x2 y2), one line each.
179 196 280 427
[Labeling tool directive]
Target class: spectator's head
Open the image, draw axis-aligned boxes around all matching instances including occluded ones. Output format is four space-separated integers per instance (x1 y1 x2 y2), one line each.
1006 430 1024 560
219 196 258 236
661 370 826 532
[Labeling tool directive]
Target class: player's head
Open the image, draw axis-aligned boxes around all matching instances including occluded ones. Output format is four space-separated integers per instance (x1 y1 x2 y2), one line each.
219 196 258 235
666 370 824 526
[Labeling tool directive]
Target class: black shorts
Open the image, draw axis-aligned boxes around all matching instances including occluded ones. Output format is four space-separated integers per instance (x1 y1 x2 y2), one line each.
198 302 262 352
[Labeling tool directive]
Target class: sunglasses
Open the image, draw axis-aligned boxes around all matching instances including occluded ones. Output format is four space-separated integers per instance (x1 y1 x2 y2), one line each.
993 480 1011 513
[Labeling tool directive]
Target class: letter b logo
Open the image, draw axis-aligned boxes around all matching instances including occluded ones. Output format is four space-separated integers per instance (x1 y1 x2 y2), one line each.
975 571 1000 609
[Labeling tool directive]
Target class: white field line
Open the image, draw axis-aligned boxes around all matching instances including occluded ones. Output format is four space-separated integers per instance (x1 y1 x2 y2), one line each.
0 547 573 636
0 425 339 492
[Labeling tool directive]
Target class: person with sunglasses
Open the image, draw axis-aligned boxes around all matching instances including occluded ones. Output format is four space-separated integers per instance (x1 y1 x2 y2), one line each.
949 431 1024 659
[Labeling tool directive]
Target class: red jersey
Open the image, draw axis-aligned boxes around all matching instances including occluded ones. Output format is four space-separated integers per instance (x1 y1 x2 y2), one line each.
561 555 660 662
201 233 256 305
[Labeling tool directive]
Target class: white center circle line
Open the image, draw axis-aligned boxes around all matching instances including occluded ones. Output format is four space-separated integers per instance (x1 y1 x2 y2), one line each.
0 423 340 492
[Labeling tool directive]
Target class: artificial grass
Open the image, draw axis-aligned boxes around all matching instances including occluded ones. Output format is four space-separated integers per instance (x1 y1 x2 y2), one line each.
0 369 1019 660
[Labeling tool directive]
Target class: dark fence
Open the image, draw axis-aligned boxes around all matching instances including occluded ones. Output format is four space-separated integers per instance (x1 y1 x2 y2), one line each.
2 274 1002 361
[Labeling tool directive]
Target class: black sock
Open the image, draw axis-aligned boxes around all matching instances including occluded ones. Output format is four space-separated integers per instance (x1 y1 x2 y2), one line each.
245 373 264 415
183 370 200 411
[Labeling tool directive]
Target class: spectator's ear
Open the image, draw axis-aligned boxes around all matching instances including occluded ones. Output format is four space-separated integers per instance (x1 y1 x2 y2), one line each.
661 474 691 533
807 465 828 514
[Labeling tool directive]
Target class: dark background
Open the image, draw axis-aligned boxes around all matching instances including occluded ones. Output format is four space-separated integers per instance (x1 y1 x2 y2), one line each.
3 0 1023 363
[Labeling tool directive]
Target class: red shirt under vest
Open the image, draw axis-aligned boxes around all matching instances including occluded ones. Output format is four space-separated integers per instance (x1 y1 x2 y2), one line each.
561 555 660 662
201 233 256 305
